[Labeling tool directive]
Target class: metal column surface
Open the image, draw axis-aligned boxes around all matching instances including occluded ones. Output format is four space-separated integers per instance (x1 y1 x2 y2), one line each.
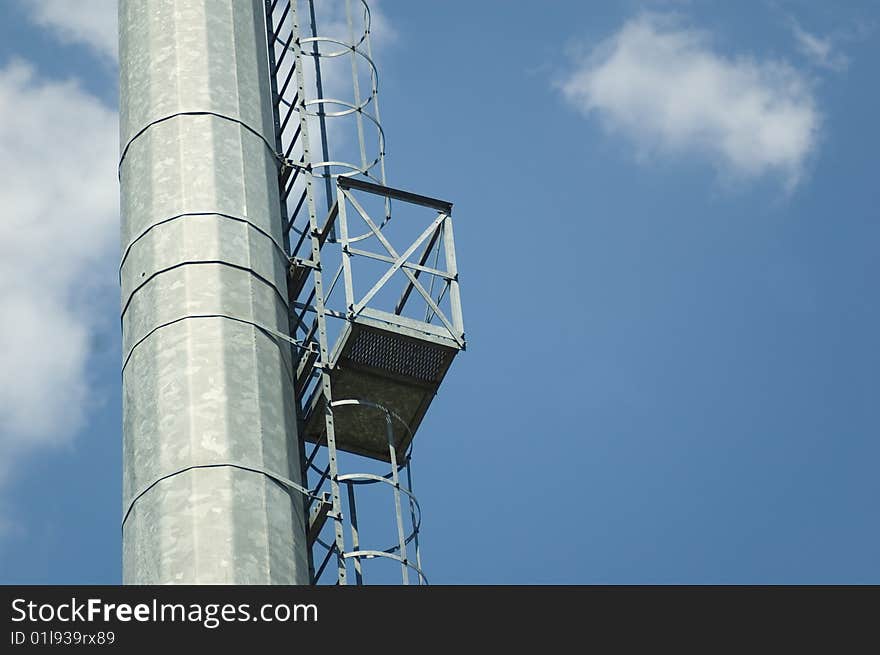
119 0 310 584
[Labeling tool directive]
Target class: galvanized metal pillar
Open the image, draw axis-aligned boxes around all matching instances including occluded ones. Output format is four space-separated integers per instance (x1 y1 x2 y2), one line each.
119 0 310 584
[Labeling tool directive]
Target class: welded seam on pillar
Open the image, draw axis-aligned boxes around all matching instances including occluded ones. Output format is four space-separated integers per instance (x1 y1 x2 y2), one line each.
118 111 305 179
120 259 290 320
122 462 325 530
119 211 290 278
120 313 313 376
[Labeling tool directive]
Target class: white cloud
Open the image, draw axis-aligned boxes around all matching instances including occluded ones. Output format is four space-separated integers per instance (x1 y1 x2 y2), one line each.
21 0 118 62
0 62 118 479
791 24 849 72
559 13 820 189
0 1 392 485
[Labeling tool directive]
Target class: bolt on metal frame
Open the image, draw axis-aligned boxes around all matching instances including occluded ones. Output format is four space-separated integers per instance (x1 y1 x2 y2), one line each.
266 0 463 585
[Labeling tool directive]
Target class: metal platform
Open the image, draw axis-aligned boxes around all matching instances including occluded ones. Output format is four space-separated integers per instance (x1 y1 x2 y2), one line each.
302 319 459 461
268 0 464 584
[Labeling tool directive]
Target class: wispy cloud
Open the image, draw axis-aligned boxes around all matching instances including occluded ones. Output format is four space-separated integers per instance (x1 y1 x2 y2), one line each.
790 23 849 72
20 0 118 62
0 62 118 480
559 13 820 190
0 1 395 490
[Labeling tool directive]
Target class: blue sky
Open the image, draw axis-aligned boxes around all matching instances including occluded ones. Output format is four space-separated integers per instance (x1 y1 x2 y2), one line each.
1 0 879 584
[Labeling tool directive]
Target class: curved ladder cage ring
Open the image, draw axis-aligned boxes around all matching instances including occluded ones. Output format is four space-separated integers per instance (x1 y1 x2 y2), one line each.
281 78 376 114
306 397 417 472
272 0 372 53
285 166 391 245
307 399 424 577
305 451 414 500
309 487 422 572
303 94 381 122
306 399 415 483
306 437 411 480
304 402 413 481
278 22 392 244
301 97 385 163
282 105 391 243
331 400 421 563
312 546 427 586
279 36 380 113
312 492 420 560
343 550 428 585
297 35 381 86
338 472 422 554
330 398 413 439
294 0 373 57
284 168 393 246
279 94 384 181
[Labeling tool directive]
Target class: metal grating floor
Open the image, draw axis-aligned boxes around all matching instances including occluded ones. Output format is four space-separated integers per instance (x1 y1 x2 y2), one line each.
302 321 460 462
